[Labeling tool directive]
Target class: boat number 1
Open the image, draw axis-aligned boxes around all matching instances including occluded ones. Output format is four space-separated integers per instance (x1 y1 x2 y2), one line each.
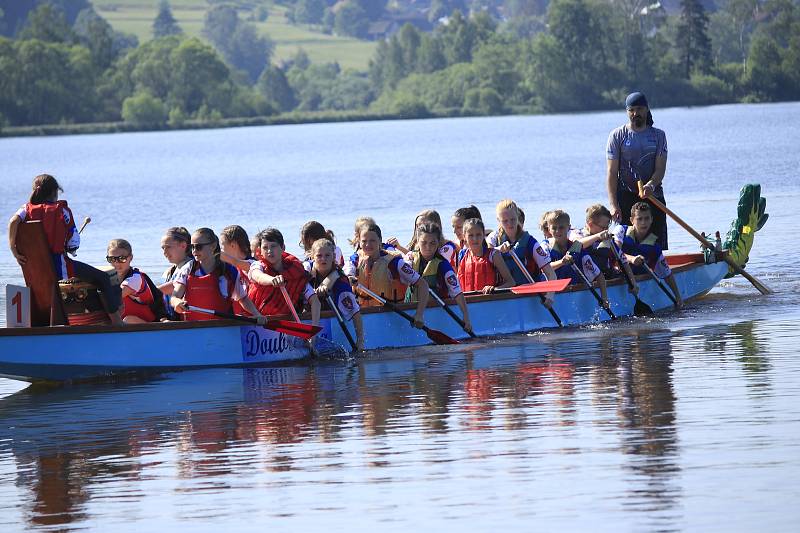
5 285 31 328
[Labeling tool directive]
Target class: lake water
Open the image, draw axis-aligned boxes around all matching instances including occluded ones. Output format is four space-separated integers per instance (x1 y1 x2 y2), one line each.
1 103 799 531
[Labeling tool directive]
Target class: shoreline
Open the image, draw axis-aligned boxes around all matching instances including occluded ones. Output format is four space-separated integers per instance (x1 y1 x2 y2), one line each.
0 109 487 138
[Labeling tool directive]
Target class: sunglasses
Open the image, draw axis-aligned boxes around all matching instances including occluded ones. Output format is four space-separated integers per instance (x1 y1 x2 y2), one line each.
106 255 130 264
191 241 213 251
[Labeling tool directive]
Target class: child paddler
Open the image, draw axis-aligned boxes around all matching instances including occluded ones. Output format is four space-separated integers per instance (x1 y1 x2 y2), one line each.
160 226 192 320
309 238 365 351
299 220 344 271
451 205 482 267
487 200 557 303
388 209 459 268
405 223 473 334
354 222 430 327
343 216 398 278
8 174 124 325
170 228 264 321
107 239 166 324
457 218 515 294
220 225 256 316
248 228 321 324
573 204 639 290
615 202 683 309
545 211 609 305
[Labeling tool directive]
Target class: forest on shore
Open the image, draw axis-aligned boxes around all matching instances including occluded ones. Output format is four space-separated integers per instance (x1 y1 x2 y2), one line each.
1 0 798 135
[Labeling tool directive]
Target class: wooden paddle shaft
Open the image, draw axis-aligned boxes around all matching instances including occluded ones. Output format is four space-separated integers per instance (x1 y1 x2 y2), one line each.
643 193 771 295
279 285 302 322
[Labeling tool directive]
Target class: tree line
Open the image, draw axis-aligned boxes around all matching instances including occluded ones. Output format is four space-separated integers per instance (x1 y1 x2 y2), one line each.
0 0 798 132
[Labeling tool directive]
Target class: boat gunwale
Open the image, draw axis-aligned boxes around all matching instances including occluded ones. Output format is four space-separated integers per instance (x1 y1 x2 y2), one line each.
1 255 711 338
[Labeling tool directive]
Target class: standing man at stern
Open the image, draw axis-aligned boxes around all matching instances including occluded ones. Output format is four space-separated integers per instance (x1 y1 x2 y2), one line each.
606 92 669 249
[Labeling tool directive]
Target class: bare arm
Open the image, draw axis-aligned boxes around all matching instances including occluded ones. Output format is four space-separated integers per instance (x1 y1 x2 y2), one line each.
308 293 321 326
8 215 25 265
492 252 516 290
249 268 276 286
412 277 429 326
607 158 621 220
644 155 667 195
170 283 187 313
454 292 473 333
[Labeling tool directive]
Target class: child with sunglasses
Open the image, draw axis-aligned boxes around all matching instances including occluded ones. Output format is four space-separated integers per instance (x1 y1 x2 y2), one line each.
107 239 166 323
170 228 264 321
8 174 124 325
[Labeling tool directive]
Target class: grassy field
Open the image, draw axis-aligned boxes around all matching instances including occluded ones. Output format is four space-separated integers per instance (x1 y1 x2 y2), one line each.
92 0 377 70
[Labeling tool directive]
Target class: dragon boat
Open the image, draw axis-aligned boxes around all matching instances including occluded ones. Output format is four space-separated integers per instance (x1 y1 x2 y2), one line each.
0 185 769 384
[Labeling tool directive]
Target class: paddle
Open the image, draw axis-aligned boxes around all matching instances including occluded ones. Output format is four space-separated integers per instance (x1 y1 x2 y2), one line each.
463 279 571 296
508 249 563 327
427 287 476 338
279 285 344 358
326 294 358 351
510 278 570 294
607 237 653 316
637 183 771 295
570 263 617 320
639 262 679 307
356 283 460 345
185 305 320 339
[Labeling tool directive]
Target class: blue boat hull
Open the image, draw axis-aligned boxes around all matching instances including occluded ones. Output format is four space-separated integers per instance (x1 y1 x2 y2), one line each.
0 258 729 383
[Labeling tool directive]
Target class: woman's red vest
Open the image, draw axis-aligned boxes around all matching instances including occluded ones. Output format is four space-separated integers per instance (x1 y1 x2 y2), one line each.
457 246 499 292
121 269 157 322
25 200 73 254
248 252 309 316
184 263 235 321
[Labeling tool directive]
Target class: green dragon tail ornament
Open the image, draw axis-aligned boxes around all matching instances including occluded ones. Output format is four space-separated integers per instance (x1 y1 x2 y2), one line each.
722 184 768 278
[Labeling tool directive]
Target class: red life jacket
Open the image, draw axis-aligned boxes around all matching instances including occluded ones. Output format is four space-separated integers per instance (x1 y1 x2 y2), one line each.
120 268 161 322
183 262 235 321
248 252 309 316
25 200 73 254
457 245 499 292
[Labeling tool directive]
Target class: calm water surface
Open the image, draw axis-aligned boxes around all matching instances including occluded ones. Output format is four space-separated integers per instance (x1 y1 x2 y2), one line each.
1 103 799 530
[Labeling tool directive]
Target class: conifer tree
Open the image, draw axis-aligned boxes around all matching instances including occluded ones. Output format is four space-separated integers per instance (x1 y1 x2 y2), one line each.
675 0 712 78
153 0 182 38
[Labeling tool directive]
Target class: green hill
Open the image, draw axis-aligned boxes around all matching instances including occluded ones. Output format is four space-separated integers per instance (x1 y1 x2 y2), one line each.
93 0 377 70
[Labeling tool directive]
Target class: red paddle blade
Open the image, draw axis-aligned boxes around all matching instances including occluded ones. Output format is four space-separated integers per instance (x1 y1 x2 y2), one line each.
425 327 460 345
264 320 322 340
510 279 571 295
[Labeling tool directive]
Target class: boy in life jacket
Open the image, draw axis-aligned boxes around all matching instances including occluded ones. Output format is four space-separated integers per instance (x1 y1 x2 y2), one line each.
354 222 430 328
309 238 365 351
248 227 321 324
615 202 683 309
170 228 264 321
405 223 473 335
457 218 516 294
388 210 460 269
8 174 124 325
220 225 257 316
545 210 609 307
107 239 166 324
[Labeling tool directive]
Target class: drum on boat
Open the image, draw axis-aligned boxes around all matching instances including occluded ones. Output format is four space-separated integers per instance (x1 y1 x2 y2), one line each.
58 278 110 326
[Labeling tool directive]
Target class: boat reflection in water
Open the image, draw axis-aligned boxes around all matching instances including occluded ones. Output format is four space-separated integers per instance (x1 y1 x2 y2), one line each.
0 320 770 528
